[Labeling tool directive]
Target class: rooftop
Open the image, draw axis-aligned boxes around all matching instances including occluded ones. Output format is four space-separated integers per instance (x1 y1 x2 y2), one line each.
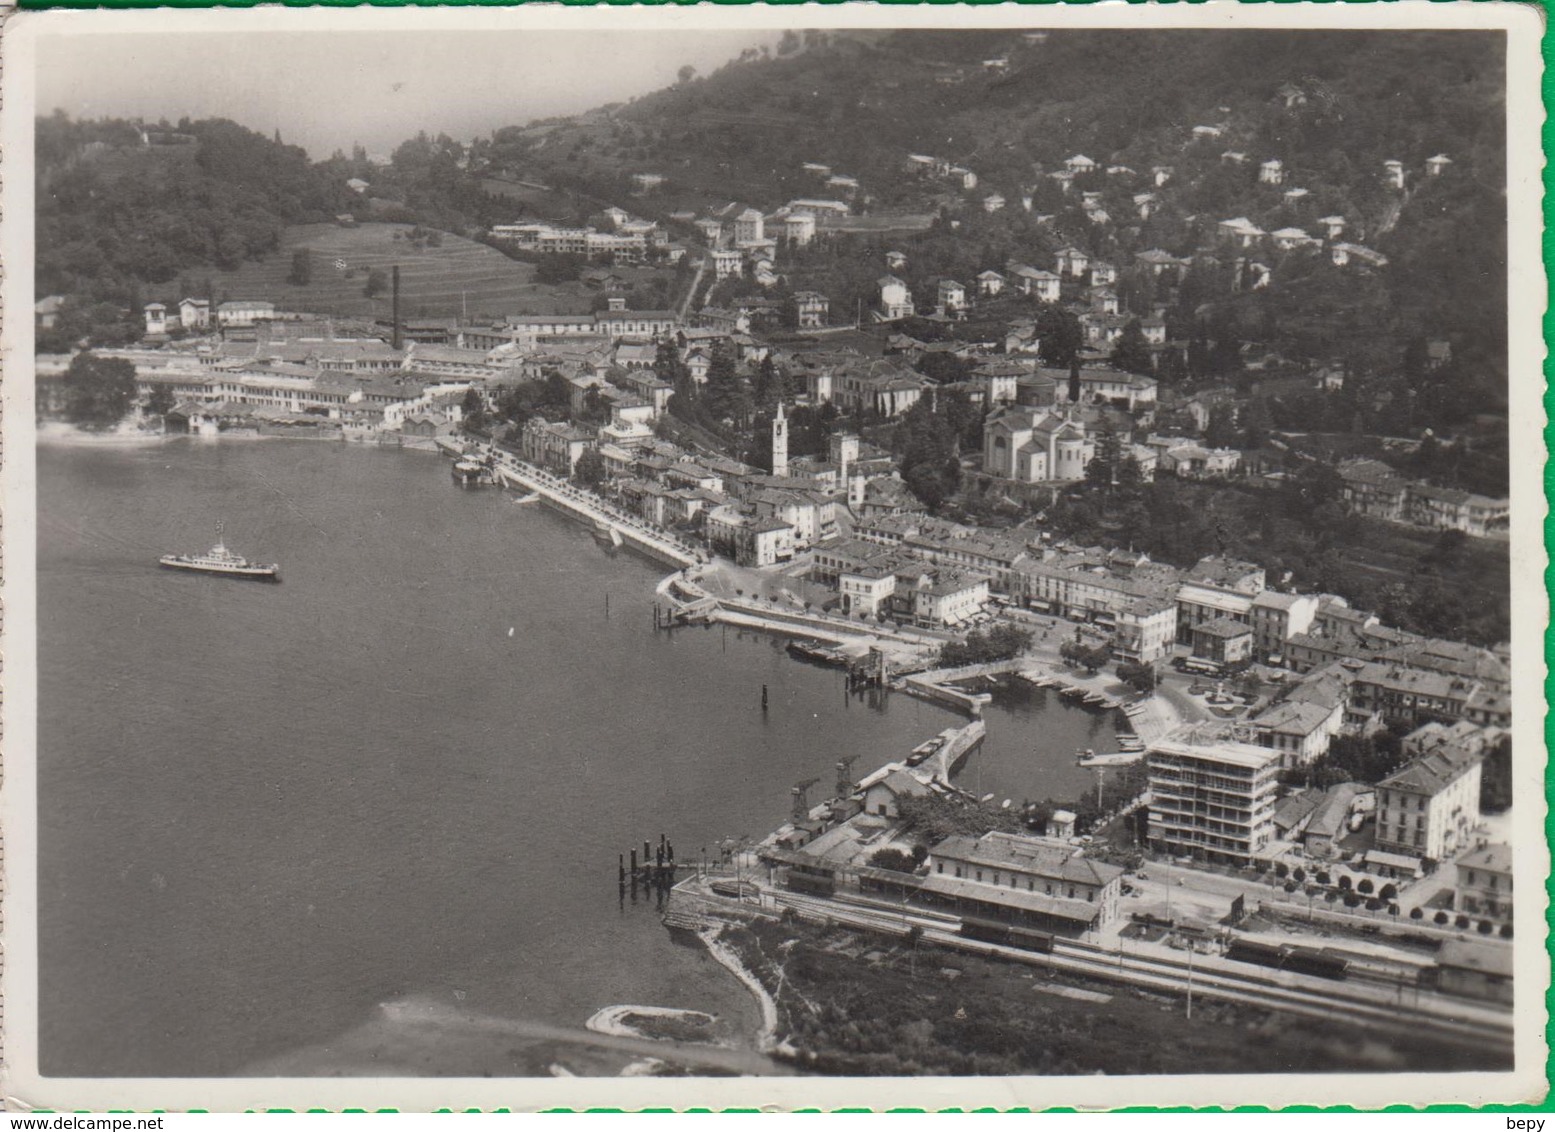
1378 740 1485 796
1458 842 1512 876
932 831 1124 888
1151 730 1282 771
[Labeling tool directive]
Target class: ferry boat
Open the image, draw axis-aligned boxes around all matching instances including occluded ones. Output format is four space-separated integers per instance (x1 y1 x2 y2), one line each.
159 524 279 582
593 523 623 552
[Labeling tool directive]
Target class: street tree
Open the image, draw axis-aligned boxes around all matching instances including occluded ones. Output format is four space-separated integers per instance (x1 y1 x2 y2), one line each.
868 848 917 873
145 383 177 418
1116 662 1157 695
460 386 487 432
1035 306 1083 368
1204 403 1240 450
1110 318 1154 376
573 447 607 490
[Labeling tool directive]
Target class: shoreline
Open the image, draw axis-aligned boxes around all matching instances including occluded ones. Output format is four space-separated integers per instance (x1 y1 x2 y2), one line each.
36 420 169 446
696 926 782 1056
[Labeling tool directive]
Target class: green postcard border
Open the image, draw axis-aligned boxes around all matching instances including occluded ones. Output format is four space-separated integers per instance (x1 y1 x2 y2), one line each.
10 0 1552 1113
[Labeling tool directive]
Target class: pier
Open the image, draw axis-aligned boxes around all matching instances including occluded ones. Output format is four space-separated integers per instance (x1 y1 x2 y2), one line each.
918 719 987 784
894 659 1027 718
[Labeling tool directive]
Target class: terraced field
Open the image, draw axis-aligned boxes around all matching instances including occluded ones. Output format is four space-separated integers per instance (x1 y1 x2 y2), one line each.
197 223 559 321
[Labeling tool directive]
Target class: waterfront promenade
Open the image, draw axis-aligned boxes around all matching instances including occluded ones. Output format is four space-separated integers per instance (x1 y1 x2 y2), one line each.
479 441 702 569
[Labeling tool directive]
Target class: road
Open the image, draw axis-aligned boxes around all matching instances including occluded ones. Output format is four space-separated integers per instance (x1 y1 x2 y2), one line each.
678 252 710 321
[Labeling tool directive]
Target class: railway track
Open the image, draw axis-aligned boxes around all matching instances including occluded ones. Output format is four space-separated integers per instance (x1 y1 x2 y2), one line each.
768 890 1512 1050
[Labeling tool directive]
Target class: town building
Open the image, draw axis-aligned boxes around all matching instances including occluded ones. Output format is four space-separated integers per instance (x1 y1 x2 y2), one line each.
179 298 212 330
982 406 1095 484
1135 249 1189 280
1218 217 1266 248
1248 590 1320 661
520 417 596 475
144 303 169 337
1373 740 1484 860
783 212 817 247
1011 549 1181 663
894 567 990 629
734 207 765 245
1433 940 1513 1005
877 275 914 321
921 832 1125 936
1349 661 1510 731
936 279 968 317
217 300 277 328
711 248 744 280
1455 843 1512 921
1147 729 1283 866
1330 242 1389 269
1174 555 1265 645
860 766 933 819
1189 617 1253 667
977 269 1006 297
1009 265 1062 302
1055 246 1091 278
1253 694 1345 766
705 504 795 567
793 291 829 330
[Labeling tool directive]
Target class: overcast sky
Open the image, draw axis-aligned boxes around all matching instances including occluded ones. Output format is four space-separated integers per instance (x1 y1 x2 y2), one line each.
38 29 776 159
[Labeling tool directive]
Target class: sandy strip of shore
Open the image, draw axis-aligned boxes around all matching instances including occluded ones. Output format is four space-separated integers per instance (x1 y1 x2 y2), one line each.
584 1004 716 1041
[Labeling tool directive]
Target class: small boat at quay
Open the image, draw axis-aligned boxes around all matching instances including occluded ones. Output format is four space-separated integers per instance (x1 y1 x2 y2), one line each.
159 523 279 582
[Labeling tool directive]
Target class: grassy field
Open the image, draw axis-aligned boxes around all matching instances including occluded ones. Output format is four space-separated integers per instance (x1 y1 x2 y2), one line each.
186 223 594 322
192 222 689 322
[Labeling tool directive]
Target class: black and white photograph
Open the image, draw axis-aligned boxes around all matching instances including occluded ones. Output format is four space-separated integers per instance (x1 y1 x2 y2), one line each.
3 3 1546 1111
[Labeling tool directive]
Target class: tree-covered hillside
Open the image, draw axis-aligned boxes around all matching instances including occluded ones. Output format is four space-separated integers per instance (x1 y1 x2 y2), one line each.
499 29 1505 388
36 113 357 346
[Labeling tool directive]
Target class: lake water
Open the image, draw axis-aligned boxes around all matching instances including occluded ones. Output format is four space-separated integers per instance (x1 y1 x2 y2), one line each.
37 438 1115 1076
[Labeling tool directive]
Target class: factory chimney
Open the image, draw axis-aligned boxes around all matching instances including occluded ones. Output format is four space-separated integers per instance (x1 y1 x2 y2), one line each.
391 265 402 351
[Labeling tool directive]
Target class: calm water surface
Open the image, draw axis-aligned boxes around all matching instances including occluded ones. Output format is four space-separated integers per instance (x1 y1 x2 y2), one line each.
38 439 1113 1076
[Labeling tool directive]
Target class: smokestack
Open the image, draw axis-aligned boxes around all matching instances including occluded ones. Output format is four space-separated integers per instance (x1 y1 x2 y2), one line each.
391 265 402 351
